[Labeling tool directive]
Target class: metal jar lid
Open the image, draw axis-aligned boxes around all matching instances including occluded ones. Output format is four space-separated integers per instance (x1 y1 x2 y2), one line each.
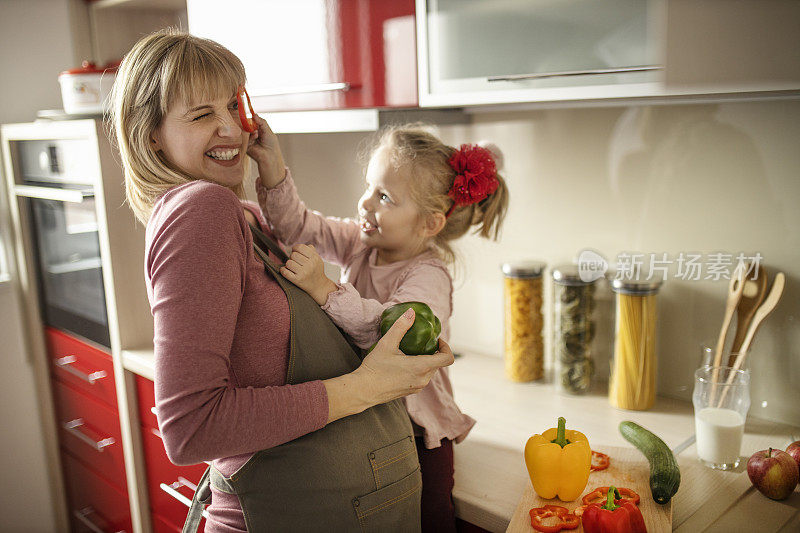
551 263 596 286
609 276 663 295
501 261 546 279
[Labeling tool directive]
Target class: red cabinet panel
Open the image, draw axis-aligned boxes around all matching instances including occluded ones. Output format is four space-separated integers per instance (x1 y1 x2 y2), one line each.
135 374 159 429
141 423 207 529
62 449 132 533
46 327 117 409
52 378 127 490
152 511 182 533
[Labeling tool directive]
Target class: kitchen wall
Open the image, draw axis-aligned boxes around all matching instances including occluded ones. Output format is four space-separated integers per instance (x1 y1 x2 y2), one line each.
278 98 800 428
0 0 80 530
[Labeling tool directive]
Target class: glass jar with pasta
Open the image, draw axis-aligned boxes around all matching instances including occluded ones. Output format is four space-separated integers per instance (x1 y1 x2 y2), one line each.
608 277 663 410
501 261 546 382
552 264 597 395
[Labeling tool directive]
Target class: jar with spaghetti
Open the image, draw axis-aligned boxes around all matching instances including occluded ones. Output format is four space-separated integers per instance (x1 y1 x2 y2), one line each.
608 277 662 410
501 261 546 382
552 264 597 394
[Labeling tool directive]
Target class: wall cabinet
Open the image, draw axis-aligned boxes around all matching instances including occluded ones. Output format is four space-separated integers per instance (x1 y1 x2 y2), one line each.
186 0 418 112
416 0 800 107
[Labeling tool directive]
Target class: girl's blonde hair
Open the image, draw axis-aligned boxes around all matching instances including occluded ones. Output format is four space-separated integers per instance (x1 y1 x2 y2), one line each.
373 124 509 265
107 28 246 224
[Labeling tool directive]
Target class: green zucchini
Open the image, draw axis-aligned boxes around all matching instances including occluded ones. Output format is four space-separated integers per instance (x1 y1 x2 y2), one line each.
619 421 681 504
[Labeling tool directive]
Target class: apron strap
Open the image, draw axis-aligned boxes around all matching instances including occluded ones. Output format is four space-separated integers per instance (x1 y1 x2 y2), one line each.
248 222 289 263
181 467 212 533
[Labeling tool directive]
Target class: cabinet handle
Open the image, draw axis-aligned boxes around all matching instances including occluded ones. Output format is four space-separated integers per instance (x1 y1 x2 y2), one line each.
160 477 209 518
487 65 661 82
64 418 116 452
150 406 158 416
55 355 108 384
73 506 126 533
251 82 353 97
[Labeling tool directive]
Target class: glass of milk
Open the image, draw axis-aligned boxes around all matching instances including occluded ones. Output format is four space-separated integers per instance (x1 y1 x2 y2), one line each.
692 365 751 470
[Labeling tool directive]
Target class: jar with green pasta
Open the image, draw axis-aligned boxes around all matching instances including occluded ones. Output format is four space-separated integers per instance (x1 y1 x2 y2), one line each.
608 277 662 410
552 264 597 394
501 261 546 382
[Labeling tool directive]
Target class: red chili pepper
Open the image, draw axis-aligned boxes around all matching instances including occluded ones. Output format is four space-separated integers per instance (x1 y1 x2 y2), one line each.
582 486 647 533
582 486 640 507
237 85 257 133
591 450 611 472
529 505 580 532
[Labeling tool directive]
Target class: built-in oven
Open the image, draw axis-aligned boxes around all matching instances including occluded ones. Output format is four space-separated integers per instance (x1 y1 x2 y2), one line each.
12 139 110 348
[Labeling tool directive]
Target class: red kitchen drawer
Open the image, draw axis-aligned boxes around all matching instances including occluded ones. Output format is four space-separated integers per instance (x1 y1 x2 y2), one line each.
52 378 127 490
152 511 181 533
135 374 159 429
61 449 132 533
141 423 207 528
46 327 117 409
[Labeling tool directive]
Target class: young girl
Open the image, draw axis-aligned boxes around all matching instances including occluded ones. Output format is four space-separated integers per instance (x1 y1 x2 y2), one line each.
257 124 508 532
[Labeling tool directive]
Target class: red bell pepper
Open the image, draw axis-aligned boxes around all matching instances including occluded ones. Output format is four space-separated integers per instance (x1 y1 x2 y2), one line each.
591 450 611 472
529 505 580 532
237 85 257 133
582 486 640 507
582 486 647 533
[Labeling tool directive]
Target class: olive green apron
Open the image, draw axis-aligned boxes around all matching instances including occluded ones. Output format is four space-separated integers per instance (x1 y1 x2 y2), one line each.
182 224 421 532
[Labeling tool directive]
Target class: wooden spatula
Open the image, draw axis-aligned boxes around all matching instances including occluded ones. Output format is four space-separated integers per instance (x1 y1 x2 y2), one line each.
728 265 768 365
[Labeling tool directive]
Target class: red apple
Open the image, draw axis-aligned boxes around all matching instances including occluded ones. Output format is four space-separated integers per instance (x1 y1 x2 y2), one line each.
787 441 800 471
747 448 799 500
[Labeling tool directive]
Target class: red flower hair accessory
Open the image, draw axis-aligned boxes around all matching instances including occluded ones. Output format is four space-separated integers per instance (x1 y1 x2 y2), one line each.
446 144 499 218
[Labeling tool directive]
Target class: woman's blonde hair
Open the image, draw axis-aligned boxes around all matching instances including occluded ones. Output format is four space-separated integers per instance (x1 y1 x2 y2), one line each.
371 124 509 265
107 28 246 224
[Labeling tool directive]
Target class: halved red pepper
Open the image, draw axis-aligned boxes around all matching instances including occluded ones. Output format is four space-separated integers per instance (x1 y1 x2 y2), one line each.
582 486 647 533
529 505 580 532
236 85 257 133
583 486 640 507
591 450 611 472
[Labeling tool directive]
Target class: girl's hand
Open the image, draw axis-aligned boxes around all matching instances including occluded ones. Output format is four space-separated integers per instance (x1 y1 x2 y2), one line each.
280 244 338 305
247 114 287 189
323 308 456 423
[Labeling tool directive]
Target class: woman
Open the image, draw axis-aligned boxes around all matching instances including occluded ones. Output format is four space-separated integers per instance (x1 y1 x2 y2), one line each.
109 29 454 532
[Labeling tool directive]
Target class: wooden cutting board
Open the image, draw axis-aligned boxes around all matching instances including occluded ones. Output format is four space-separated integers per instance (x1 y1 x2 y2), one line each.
506 445 672 533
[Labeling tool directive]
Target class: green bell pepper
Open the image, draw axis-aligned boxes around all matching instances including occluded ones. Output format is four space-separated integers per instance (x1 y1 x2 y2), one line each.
378 302 442 356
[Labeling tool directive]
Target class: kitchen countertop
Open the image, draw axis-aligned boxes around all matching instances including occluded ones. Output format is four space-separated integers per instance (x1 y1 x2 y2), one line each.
122 349 800 532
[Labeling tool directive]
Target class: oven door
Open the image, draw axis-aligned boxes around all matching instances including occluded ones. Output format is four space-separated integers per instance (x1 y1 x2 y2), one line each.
20 185 110 348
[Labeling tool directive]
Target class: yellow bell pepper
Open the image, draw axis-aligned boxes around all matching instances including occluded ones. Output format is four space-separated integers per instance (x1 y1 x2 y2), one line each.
524 416 591 502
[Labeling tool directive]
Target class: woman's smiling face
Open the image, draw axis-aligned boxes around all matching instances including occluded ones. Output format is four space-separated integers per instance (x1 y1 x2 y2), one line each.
152 91 251 188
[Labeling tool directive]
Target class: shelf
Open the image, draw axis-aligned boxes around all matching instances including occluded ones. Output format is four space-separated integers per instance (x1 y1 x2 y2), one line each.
261 108 470 134
122 348 155 381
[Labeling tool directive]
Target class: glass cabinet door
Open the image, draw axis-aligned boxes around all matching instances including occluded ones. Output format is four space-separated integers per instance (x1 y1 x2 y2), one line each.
419 0 661 104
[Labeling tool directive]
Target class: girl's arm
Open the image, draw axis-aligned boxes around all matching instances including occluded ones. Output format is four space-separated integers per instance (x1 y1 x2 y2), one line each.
322 261 453 349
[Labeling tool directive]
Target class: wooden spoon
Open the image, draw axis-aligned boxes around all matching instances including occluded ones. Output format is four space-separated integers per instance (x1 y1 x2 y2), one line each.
716 272 785 407
728 265 768 365
708 266 747 403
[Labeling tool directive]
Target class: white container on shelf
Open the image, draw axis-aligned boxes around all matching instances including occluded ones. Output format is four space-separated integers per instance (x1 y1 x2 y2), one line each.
58 61 117 114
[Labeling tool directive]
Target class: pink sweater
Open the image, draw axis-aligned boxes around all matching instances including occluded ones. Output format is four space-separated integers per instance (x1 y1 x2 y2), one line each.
145 180 328 531
258 172 475 449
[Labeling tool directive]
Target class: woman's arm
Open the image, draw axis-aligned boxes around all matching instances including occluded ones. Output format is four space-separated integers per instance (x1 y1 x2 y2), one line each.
148 183 329 465
323 309 455 423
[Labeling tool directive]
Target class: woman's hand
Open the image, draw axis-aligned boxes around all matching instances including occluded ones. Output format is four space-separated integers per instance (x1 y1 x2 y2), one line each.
247 114 287 189
280 244 338 305
323 308 455 423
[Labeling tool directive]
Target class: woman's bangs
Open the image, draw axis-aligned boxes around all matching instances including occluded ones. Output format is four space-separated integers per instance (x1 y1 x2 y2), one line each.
164 42 244 112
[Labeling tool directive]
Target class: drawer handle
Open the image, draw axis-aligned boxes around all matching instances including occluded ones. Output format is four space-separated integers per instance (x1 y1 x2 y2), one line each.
487 65 661 82
73 506 127 533
64 418 116 452
150 406 158 416
160 477 209 518
55 355 108 384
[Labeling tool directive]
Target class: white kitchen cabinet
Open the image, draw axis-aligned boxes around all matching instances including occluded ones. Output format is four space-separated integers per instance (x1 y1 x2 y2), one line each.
416 0 800 107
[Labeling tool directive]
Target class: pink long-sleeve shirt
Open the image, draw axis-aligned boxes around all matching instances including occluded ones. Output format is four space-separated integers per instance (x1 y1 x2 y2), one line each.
145 180 329 531
257 172 475 449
